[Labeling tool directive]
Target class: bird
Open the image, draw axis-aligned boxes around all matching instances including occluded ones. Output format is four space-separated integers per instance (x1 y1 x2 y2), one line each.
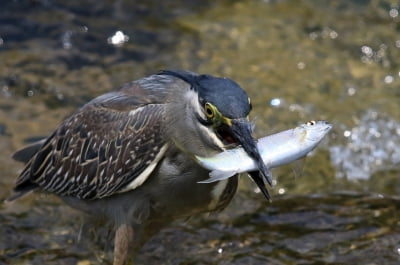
8 70 272 265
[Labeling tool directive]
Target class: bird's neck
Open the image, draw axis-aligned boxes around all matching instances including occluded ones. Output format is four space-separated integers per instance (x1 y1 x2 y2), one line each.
164 91 222 157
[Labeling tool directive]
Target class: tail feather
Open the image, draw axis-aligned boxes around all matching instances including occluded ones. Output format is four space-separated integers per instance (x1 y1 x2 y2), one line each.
5 188 35 202
12 139 46 163
6 139 45 202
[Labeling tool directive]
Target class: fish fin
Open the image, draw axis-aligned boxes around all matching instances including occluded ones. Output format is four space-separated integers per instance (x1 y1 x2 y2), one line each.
291 158 305 179
197 170 236 183
248 171 271 201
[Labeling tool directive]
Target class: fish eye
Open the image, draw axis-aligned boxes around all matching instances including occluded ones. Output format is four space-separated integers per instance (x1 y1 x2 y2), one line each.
307 120 316 126
204 103 216 119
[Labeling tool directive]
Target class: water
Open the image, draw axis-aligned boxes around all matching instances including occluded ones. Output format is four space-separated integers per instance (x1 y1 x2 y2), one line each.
330 110 400 180
1 0 400 264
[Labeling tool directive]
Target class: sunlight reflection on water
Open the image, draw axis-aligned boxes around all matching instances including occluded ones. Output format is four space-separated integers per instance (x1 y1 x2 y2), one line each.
330 110 400 179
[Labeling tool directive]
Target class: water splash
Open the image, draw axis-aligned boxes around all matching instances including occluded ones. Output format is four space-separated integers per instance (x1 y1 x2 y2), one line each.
330 110 400 179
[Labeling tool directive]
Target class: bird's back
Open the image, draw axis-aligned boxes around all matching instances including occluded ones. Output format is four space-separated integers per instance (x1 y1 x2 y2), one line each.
9 74 178 201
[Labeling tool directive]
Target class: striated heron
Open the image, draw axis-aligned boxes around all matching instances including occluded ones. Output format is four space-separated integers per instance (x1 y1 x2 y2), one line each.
8 70 272 265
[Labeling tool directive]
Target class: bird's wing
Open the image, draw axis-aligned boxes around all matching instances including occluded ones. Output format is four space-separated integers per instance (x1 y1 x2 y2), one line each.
14 91 168 200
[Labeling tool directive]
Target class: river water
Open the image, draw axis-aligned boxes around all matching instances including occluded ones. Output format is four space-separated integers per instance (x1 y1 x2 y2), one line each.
1 0 400 264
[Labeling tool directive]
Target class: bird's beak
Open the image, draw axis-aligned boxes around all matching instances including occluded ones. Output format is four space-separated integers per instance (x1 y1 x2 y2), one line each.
230 118 273 189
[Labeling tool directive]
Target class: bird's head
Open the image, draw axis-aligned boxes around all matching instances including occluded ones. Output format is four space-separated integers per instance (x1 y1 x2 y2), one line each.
160 70 272 186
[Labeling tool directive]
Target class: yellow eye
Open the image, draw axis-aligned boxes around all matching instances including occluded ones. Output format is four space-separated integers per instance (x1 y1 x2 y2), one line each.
204 103 215 119
307 120 316 126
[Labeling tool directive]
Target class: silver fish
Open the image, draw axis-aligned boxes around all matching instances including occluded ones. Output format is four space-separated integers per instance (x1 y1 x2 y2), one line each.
197 120 332 183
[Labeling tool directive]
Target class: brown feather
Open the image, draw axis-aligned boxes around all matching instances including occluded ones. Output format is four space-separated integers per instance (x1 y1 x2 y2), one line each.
13 81 169 200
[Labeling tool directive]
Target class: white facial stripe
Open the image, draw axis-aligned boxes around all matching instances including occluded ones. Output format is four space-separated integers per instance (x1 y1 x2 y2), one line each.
186 90 230 150
185 89 227 150
186 89 206 120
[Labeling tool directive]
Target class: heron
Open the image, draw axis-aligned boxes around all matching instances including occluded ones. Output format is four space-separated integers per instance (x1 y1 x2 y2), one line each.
8 70 272 265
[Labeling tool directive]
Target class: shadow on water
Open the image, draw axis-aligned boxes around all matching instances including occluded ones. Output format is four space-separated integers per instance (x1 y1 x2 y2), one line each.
1 0 400 264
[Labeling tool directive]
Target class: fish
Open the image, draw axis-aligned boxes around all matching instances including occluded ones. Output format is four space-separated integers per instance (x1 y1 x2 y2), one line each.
196 120 332 183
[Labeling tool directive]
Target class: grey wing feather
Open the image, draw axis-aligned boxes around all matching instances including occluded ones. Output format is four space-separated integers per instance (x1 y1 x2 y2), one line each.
12 89 167 200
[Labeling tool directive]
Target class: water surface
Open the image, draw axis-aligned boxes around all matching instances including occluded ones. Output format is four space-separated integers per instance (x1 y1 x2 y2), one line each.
1 0 400 264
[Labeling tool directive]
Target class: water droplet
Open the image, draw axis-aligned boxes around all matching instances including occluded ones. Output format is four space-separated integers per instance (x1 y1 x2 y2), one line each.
278 188 285 194
344 130 351 137
289 104 303 112
347 87 356 96
361 45 373 57
56 93 65 101
329 30 338 39
270 98 283 107
309 32 318 40
107 30 129 46
369 127 381 138
297 62 306 70
389 8 399 18
384 75 394 84
62 31 73 50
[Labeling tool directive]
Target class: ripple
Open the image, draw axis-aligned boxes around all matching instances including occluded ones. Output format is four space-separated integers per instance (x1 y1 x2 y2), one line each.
330 109 400 179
